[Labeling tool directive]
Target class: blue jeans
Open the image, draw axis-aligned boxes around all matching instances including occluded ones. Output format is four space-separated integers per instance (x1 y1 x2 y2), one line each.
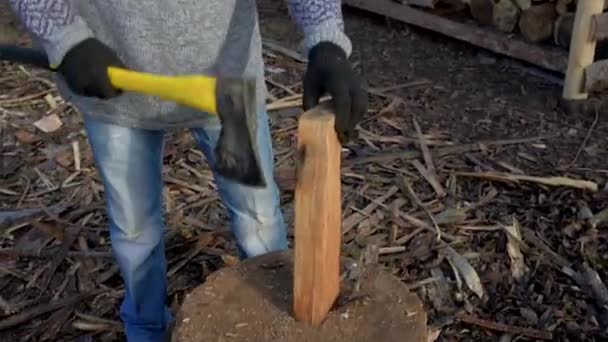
82 110 288 342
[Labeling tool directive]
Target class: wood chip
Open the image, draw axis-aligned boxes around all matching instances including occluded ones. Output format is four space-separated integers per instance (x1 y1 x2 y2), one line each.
503 217 528 282
33 114 62 133
444 245 484 299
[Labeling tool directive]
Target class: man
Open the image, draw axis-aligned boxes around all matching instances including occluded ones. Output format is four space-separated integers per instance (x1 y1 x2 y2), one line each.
9 1 367 341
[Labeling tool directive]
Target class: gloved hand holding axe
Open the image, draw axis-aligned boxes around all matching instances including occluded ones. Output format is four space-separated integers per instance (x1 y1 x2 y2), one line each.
1 39 267 187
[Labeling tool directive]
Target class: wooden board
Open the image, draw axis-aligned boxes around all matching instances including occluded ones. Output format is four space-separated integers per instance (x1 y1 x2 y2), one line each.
293 103 342 326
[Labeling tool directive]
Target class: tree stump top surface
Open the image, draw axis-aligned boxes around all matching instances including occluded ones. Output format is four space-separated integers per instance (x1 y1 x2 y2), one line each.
172 250 427 342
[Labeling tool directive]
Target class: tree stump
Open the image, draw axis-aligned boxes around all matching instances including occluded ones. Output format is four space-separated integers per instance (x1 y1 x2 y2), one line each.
171 250 428 342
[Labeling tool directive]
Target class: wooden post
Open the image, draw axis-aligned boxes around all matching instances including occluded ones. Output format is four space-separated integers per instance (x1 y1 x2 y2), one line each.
293 104 342 326
562 0 605 101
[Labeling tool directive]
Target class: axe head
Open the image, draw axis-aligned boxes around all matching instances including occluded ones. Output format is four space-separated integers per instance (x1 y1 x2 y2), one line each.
214 77 266 188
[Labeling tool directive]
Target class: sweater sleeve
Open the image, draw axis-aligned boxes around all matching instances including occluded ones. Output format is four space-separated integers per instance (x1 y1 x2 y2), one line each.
286 0 352 57
8 0 94 68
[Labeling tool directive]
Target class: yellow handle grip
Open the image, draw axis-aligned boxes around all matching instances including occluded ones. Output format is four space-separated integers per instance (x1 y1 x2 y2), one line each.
106 66 218 115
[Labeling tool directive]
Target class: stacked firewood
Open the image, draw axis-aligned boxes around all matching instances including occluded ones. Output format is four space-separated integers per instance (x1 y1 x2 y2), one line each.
404 0 607 49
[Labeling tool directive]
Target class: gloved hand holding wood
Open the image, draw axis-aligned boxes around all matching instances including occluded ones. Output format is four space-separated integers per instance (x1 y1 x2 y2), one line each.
302 41 368 143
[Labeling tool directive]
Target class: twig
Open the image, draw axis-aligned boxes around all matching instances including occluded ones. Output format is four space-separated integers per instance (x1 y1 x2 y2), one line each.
346 136 548 166
72 141 81 171
378 246 406 254
453 171 598 192
400 213 458 242
342 186 398 234
457 313 553 340
35 201 84 297
411 159 447 201
406 276 439 289
72 311 123 332
167 242 206 278
589 206 608 229
358 97 403 126
266 78 297 95
262 39 307 63
412 118 446 198
395 227 425 245
400 176 443 241
0 294 13 315
266 95 331 111
164 175 209 193
0 204 67 231
521 227 572 269
368 79 431 93
0 291 101 331
563 106 599 169
0 247 113 259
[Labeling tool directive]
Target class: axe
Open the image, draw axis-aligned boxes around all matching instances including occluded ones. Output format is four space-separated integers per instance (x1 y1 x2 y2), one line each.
0 44 265 187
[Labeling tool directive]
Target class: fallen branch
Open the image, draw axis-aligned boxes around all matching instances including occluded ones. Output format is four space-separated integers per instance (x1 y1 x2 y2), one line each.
457 313 553 340
0 291 101 331
0 247 112 259
0 204 67 230
453 171 598 192
345 136 548 166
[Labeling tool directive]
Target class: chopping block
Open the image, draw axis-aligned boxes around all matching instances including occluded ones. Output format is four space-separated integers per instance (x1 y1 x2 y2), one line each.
171 104 428 342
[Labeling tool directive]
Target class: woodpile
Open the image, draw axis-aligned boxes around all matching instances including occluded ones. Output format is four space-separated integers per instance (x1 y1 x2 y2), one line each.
406 0 608 50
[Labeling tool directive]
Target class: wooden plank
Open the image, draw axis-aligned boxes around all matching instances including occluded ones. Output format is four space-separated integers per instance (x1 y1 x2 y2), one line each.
293 103 342 326
343 0 569 73
563 0 605 101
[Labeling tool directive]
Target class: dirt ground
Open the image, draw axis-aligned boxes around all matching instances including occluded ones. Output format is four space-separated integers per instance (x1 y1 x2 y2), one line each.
1 1 608 341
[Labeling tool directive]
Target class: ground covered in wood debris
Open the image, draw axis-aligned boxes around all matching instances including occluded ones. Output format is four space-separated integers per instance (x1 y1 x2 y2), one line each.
2 2 608 341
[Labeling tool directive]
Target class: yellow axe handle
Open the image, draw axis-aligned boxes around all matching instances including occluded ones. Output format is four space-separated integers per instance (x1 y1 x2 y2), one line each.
106 66 218 115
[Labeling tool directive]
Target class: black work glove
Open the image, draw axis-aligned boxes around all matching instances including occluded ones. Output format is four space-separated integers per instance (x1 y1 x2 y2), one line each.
57 38 125 99
302 41 368 143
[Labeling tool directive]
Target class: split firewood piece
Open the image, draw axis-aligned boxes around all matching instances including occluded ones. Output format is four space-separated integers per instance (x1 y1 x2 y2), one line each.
519 3 558 43
470 0 521 33
293 103 342 326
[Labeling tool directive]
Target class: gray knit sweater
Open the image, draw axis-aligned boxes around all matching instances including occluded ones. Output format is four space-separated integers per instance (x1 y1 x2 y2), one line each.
8 0 352 129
